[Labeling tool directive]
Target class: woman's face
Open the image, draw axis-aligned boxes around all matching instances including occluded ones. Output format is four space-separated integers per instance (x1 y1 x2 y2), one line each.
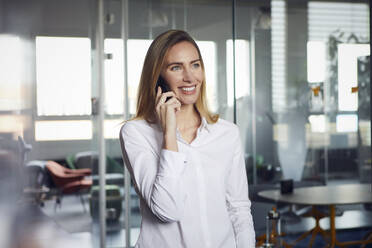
161 41 204 106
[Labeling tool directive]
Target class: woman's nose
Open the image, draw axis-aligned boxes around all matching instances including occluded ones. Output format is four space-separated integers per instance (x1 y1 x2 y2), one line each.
182 67 195 83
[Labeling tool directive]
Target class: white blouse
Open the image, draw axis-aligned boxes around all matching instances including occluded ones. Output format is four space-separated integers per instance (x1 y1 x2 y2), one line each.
120 117 255 248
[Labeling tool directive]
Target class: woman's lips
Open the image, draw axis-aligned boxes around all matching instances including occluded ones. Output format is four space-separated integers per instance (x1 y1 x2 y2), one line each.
179 86 196 95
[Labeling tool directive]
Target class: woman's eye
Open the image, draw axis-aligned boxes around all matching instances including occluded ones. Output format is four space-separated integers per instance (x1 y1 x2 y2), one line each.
192 63 201 69
170 65 181 71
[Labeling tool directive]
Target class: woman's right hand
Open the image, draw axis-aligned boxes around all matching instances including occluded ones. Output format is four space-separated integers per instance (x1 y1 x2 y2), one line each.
155 87 181 151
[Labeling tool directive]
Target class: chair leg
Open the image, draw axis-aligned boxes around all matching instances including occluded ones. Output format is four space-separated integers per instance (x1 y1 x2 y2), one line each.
78 192 87 213
54 197 58 212
54 194 62 212
361 230 372 248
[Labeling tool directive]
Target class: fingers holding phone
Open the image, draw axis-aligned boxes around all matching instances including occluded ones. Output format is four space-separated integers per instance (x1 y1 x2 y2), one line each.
155 86 181 136
155 87 175 105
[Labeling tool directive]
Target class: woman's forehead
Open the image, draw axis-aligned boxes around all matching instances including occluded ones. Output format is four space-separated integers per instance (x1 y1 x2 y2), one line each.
165 41 200 62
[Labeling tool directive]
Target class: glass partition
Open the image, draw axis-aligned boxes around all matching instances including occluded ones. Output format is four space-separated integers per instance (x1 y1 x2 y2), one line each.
0 0 98 247
234 0 370 235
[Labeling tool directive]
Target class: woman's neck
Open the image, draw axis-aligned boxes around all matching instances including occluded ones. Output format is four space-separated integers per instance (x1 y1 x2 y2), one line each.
176 104 201 131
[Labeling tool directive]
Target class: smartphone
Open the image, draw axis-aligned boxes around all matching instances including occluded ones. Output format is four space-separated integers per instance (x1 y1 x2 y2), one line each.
156 76 170 93
156 76 171 101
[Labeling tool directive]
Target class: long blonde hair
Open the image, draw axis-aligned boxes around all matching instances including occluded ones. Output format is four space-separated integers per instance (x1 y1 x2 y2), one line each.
134 29 218 124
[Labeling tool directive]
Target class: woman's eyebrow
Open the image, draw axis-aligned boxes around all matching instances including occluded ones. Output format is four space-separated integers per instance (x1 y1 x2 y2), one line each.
166 62 183 67
166 59 201 67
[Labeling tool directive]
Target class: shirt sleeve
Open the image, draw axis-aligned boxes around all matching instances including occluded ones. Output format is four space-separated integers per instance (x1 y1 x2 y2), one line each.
225 126 256 247
120 122 188 222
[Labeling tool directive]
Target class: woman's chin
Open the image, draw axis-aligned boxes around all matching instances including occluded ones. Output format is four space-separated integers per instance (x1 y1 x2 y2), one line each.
177 93 199 106
180 98 198 106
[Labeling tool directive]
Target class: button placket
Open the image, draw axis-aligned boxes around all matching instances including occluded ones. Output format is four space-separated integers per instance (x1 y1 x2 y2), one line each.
192 151 211 247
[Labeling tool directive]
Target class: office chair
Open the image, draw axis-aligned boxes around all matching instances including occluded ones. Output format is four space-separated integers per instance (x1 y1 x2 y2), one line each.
67 151 124 186
45 160 92 211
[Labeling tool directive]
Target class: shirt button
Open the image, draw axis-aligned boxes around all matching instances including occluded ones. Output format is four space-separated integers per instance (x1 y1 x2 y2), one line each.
184 161 187 164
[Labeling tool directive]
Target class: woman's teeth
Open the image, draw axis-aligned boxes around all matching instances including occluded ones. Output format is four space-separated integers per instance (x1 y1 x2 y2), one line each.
181 86 195 91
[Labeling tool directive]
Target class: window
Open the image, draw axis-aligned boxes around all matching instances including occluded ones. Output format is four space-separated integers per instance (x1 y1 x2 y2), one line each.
197 41 217 112
226 39 250 107
338 44 370 111
36 36 91 116
307 1 370 112
309 114 326 133
35 120 92 141
34 37 218 141
307 41 326 83
103 119 124 139
104 39 125 115
271 0 287 112
0 35 23 111
308 2 369 42
336 114 358 133
127 39 152 114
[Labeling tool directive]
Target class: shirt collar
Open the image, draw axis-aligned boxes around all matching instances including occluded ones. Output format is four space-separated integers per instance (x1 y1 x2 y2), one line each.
153 115 211 133
199 116 211 133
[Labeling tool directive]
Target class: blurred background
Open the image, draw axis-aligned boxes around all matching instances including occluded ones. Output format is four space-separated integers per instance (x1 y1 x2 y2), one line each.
0 0 370 247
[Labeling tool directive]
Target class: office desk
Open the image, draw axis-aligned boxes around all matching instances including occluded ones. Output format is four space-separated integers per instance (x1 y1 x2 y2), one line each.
258 184 372 247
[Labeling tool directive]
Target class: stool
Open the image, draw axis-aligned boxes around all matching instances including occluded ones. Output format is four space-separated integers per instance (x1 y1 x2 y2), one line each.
257 208 290 248
90 185 123 221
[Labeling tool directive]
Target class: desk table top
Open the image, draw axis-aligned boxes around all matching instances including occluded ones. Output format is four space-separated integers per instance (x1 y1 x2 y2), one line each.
258 184 372 206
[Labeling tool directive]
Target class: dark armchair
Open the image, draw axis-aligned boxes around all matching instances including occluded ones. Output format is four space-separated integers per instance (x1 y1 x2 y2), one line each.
45 160 92 211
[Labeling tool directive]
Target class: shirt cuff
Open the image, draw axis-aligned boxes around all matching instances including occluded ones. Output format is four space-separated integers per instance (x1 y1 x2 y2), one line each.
158 149 187 177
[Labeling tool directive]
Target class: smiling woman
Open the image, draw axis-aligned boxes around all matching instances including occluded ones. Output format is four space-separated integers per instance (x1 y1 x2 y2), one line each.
119 30 255 248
